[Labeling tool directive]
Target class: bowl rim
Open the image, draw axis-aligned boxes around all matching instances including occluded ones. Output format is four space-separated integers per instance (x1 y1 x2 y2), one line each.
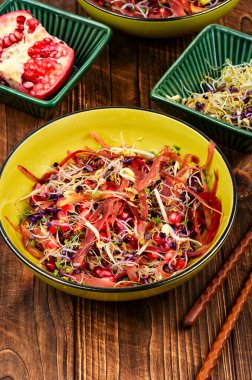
0 107 238 294
150 24 252 140
80 0 233 22
0 0 112 107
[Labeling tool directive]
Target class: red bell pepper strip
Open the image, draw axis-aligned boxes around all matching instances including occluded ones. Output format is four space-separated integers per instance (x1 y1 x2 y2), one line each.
167 0 186 16
17 165 40 183
164 173 222 215
4 216 20 232
200 192 222 245
20 221 44 259
58 150 91 167
211 170 219 195
190 3 205 13
202 141 215 170
89 131 110 149
193 202 203 244
71 273 116 287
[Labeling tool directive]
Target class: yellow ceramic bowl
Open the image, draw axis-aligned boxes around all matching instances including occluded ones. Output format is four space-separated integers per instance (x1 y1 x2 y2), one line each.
77 0 239 38
0 108 237 301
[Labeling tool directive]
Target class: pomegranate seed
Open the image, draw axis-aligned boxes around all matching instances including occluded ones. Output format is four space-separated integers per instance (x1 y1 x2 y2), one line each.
35 83 43 90
146 251 160 260
3 36 11 48
85 180 93 186
99 231 107 241
94 267 113 278
175 259 186 270
153 232 165 245
34 48 41 56
62 203 75 212
50 51 57 58
135 157 145 168
94 267 102 277
9 33 17 43
27 62 37 69
26 18 39 33
33 41 40 48
0 38 3 47
45 262 56 272
16 23 24 31
23 81 34 89
102 270 114 278
50 77 56 85
22 69 33 80
41 48 49 58
28 47 34 56
13 30 23 41
16 15 26 24
48 225 57 234
168 212 182 226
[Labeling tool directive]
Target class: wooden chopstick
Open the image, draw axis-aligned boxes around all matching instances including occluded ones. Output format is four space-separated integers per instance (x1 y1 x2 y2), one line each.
183 226 252 327
196 271 252 380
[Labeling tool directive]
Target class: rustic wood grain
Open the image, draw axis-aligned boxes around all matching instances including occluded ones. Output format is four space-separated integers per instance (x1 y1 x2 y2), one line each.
0 0 251 379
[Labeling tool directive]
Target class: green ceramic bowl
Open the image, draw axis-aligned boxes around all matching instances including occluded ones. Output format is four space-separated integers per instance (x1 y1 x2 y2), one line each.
0 0 112 118
0 108 237 301
77 0 239 38
151 24 252 152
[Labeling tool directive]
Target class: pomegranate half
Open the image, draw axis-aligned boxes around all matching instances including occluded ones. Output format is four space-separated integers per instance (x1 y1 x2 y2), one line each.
0 10 74 100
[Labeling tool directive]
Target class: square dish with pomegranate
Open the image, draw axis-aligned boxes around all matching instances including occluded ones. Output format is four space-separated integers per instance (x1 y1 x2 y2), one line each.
0 10 74 100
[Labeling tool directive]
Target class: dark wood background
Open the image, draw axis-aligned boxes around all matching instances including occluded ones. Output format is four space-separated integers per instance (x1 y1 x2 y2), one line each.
0 0 251 379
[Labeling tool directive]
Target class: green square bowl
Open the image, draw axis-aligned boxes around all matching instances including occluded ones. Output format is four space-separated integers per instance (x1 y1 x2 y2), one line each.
0 0 112 118
150 24 252 153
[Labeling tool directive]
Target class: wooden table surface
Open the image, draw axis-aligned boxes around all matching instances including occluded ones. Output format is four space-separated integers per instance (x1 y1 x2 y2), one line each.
0 0 251 379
